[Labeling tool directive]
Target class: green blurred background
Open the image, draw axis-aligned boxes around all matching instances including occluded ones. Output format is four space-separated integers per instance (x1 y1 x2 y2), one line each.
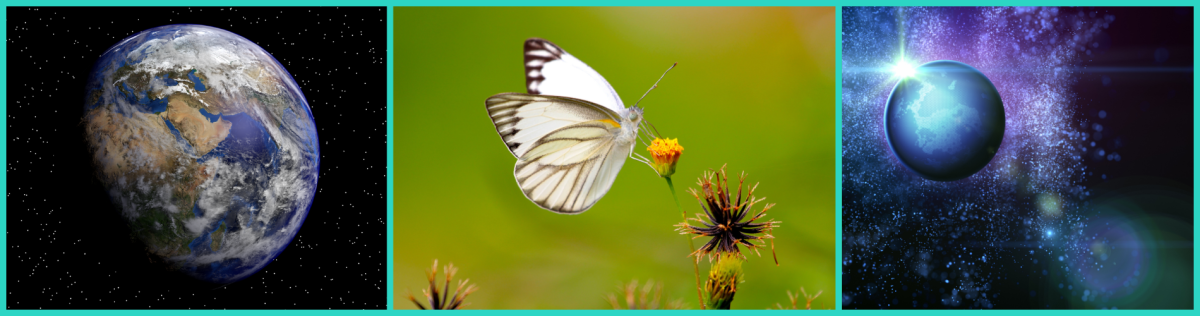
394 7 835 309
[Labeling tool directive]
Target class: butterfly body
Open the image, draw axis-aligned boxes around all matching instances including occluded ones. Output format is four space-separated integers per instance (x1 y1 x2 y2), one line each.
486 38 646 214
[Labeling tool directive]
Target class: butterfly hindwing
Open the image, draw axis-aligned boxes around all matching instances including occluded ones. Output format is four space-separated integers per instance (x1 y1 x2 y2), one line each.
524 38 625 113
514 132 631 214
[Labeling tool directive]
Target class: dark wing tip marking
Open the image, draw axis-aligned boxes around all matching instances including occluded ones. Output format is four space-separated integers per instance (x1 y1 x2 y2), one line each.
486 93 535 158
525 38 563 54
524 39 565 95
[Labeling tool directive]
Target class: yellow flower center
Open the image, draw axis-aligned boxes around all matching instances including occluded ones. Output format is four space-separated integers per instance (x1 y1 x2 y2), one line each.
646 138 683 177
647 138 683 164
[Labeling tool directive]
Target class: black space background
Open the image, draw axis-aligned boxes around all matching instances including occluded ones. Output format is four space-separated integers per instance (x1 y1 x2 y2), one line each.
1074 7 1194 190
5 7 386 309
1010 7 1194 308
842 7 1193 309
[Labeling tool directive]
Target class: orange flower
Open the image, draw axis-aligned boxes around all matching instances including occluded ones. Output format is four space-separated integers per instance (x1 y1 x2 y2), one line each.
647 138 683 177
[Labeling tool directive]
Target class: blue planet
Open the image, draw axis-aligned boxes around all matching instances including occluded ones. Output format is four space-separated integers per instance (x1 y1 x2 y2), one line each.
885 60 1004 181
82 25 320 284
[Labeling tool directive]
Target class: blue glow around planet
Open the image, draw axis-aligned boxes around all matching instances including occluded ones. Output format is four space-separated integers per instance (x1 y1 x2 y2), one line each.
885 60 1004 181
82 25 320 284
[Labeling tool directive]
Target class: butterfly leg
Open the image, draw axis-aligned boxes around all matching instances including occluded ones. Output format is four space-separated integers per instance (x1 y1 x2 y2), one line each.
631 152 652 165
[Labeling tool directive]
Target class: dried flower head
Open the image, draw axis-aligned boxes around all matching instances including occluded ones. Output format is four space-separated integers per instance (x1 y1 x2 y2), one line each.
407 259 478 310
646 137 683 177
676 165 781 263
605 279 686 310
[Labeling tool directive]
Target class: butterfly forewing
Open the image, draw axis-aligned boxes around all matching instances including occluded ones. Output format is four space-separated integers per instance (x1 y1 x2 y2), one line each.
486 93 622 159
524 38 625 112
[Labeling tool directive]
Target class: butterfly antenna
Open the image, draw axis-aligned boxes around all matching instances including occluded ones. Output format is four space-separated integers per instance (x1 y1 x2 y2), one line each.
639 120 653 136
647 121 663 139
633 62 678 108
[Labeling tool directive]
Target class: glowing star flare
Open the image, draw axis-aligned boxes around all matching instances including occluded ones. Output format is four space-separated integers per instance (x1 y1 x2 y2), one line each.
891 60 916 78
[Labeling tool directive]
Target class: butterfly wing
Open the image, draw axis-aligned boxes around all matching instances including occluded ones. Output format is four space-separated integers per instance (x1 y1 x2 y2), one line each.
486 93 632 214
512 123 631 214
524 38 626 113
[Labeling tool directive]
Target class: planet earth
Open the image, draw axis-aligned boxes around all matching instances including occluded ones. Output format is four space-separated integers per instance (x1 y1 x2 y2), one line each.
82 24 320 284
885 60 1004 181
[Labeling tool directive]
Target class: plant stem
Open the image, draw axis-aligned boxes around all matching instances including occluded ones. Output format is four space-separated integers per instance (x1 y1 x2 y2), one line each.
666 176 705 310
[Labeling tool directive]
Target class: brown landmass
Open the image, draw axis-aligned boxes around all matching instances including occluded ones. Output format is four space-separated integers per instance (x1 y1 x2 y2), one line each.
84 104 174 180
211 221 226 251
245 65 281 95
83 102 214 258
164 93 232 156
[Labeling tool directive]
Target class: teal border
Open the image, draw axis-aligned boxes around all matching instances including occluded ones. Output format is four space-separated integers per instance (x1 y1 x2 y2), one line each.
1 2 1197 314
386 5 395 312
2 3 7 311
834 5 843 310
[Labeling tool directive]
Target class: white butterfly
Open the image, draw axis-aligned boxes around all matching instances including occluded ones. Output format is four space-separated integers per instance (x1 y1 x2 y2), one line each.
485 38 667 214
